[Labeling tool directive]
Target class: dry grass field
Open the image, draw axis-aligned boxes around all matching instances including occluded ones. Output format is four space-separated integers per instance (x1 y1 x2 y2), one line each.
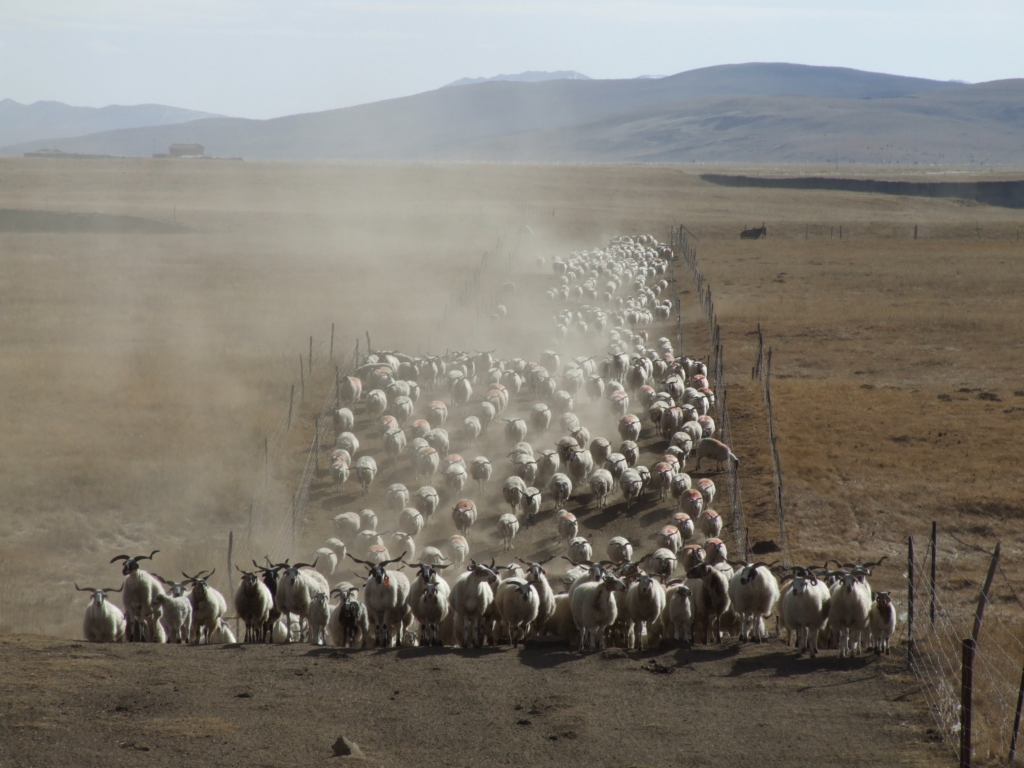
2 157 1023 765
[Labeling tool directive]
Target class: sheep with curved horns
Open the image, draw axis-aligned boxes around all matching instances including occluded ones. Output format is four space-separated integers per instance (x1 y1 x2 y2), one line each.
661 581 694 645
549 473 572 508
405 561 453 646
447 535 470 568
588 468 614 509
495 577 540 647
397 507 424 537
353 456 378 494
567 536 593 565
413 485 440 520
470 456 492 492
498 513 520 551
348 551 412 648
727 562 780 643
444 462 469 497
75 583 125 643
110 550 163 642
520 487 542 527
333 407 355 434
383 427 407 464
503 417 528 446
619 468 644 511
606 536 633 564
626 571 666 651
780 566 831 657
828 568 873 658
450 560 500 648
502 475 527 514
182 569 228 644
451 500 477 536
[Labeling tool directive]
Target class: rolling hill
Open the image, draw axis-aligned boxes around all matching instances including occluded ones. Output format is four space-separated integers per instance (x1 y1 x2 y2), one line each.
4 63 1017 165
0 99 222 148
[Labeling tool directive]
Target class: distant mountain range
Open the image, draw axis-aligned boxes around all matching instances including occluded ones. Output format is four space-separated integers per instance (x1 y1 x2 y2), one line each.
443 71 591 88
3 63 1020 166
0 99 221 149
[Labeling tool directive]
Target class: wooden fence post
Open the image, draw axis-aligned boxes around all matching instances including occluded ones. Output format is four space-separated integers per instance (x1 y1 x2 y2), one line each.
972 542 1000 642
962 638 976 768
1010 659 1024 763
908 535 915 669
930 521 937 625
330 323 335 361
309 336 313 373
287 384 294 429
299 354 305 400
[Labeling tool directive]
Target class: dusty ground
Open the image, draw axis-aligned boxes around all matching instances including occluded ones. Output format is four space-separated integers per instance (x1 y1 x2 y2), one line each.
0 633 941 768
3 158 1023 766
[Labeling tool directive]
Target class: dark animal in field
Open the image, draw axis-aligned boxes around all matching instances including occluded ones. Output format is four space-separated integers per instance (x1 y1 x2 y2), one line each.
740 223 767 239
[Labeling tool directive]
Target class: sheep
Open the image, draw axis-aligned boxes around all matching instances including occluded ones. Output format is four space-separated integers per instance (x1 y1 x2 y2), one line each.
353 455 378 494
567 536 593 565
209 618 237 644
383 428 407 463
645 548 678 582
517 557 556 635
502 475 527 513
619 468 644 511
470 456 492 491
651 462 676 502
336 375 362 406
391 395 415 425
183 569 228 644
556 510 578 543
330 460 350 488
233 567 273 643
462 415 482 444
618 414 641 443
626 571 667 651
679 489 703 518
828 568 872 658
728 563 780 643
272 561 330 643
397 507 424 537
530 402 552 434
328 587 368 648
588 437 611 467
695 477 716 510
585 375 605 402
348 552 412 648
694 438 739 472
110 550 164 642
549 473 572 507
494 512 519 551
413 485 440 520
566 448 594 487
780 567 831 657
685 563 731 644
604 452 628 480
391 532 417 563
425 427 450 456
307 591 331 645
869 591 896 655
419 546 445 566
620 440 640 468
656 525 683 554
503 417 528 445
366 389 387 417
451 499 477 536
74 584 125 643
696 512 720 540
570 572 627 652
588 468 614 508
520 487 542 526
448 535 470 567
333 512 361 542
495 578 540 647
314 547 338 579
478 400 496 433
336 431 359 456
450 560 500 648
606 536 633 564
661 581 694 645
450 377 473 411
405 561 452 646
535 449 560 488
444 462 469 497
413 446 439 482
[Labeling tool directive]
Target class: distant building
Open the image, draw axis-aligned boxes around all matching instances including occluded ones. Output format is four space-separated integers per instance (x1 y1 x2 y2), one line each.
168 143 204 157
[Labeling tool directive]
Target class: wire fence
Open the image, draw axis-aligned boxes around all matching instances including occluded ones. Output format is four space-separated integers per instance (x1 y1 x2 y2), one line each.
669 223 746 561
909 525 1024 766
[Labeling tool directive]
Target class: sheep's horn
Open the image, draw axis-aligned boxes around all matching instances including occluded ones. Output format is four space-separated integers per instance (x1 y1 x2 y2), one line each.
107 585 124 593
137 550 159 561
73 583 96 593
110 554 130 563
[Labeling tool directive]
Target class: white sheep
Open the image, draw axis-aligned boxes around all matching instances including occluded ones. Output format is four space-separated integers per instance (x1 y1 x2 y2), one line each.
184 569 228 644
556 510 578 543
828 569 872 658
618 468 643 511
567 536 593 565
685 563 731 644
110 550 164 642
470 456 492 491
348 552 412 648
336 431 359 456
780 568 831 657
520 487 542 526
383 428 407 463
415 446 440 481
74 584 126 643
570 573 627 652
502 475 527 513
307 591 331 645
397 507 424 537
448 535 469 567
588 468 614 508
626 571 666 651
413 485 440 520
314 547 338 578
661 581 694 644
462 415 482 444
150 578 193 644
233 567 273 643
498 513 520 551
606 536 633 564
353 455 378 494
495 577 540 646
451 499 477 536
869 591 896 655
333 511 361 542
728 563 780 643
451 560 500 648
694 438 739 472
208 618 237 644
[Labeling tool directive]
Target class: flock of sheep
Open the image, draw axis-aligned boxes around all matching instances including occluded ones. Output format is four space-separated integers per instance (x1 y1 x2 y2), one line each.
75 234 897 658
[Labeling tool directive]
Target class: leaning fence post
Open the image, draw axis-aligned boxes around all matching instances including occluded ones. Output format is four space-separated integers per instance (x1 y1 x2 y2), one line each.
309 336 313 373
299 354 305 400
1010 658 1024 763
930 521 937 625
962 638 976 768
287 384 294 429
908 535 915 669
972 542 1000 642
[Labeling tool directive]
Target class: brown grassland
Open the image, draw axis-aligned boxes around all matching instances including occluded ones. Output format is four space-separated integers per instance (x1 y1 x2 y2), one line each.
1 158 1023 766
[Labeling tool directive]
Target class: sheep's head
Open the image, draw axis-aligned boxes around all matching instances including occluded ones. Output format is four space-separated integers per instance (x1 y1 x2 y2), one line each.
110 550 159 576
75 583 122 604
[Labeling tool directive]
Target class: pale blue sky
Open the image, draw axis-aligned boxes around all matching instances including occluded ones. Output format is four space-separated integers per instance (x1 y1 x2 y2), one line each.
1 1 1020 119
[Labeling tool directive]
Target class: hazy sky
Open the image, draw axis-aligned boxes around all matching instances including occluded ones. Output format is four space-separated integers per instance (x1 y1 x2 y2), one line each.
2 0 1020 119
